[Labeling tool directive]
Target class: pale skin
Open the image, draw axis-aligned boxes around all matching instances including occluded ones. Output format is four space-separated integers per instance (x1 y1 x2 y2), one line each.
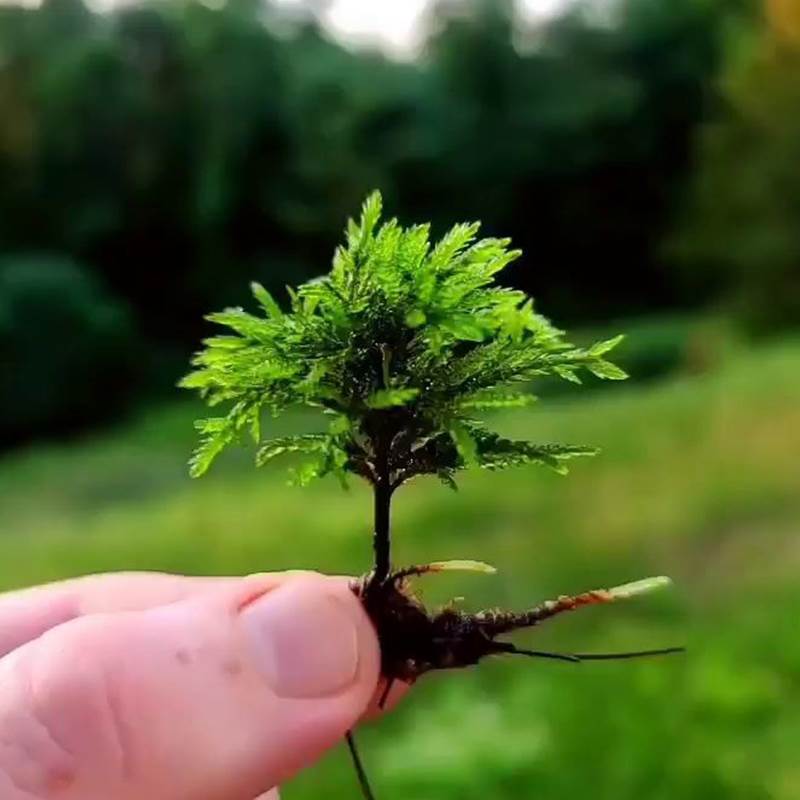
0 571 404 800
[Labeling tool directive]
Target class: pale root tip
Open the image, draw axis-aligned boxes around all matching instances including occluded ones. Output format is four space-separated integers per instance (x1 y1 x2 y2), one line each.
608 575 673 600
427 560 498 575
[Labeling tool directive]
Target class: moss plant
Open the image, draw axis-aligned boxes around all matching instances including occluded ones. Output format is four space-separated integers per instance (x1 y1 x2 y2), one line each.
182 192 681 798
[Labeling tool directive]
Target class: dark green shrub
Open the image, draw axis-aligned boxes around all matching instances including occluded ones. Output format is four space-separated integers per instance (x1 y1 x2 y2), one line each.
0 255 140 445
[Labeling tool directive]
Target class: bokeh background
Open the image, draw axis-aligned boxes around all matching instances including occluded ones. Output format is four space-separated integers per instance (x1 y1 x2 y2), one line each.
1 0 799 797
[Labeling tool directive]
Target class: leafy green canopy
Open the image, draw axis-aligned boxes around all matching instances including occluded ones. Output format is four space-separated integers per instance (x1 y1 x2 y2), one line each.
182 192 626 487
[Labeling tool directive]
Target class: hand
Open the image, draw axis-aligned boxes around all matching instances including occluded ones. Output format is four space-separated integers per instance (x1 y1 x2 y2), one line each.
0 571 383 799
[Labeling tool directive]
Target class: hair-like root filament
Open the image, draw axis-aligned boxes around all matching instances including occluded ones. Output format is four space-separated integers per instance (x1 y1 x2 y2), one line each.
498 643 685 662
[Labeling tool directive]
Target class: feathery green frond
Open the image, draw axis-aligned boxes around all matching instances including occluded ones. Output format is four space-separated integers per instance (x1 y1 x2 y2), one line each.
182 191 627 486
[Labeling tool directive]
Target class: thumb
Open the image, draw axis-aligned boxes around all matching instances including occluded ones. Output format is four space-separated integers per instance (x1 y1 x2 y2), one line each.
0 574 379 800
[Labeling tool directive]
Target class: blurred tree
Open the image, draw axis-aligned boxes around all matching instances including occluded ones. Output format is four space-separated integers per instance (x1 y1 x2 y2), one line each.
420 0 728 321
0 0 747 443
671 2 800 332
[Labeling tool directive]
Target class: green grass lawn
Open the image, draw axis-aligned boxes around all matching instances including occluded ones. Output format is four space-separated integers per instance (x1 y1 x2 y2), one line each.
2 337 799 800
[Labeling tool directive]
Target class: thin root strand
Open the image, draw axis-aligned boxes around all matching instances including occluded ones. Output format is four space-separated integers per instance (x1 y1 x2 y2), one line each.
346 731 377 800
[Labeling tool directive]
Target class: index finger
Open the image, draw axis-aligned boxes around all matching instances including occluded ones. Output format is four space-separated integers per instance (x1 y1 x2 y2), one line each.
0 570 293 657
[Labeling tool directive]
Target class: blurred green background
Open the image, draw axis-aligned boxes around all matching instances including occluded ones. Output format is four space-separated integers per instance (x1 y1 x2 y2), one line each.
1 0 799 798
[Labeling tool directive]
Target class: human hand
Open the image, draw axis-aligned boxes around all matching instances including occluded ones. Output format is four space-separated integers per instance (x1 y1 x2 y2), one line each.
0 571 386 799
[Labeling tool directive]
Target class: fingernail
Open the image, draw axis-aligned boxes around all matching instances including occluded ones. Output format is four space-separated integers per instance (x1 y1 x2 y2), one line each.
240 579 360 698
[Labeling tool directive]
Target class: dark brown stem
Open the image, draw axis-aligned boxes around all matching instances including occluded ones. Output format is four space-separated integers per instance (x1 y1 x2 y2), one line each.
372 439 393 583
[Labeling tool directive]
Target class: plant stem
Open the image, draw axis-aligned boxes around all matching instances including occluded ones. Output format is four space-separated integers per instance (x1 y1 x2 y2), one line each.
373 480 392 582
372 440 392 582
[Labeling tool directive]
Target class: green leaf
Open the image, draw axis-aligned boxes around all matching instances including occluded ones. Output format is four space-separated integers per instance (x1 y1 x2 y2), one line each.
439 314 489 342
450 421 478 466
366 387 420 409
471 432 598 475
205 309 269 339
201 336 247 350
459 389 536 410
327 413 351 435
189 416 238 477
352 190 382 252
250 408 261 444
588 360 629 380
255 434 329 467
428 222 480 270
405 308 426 328
554 365 582 384
588 334 624 357
251 282 283 318
290 459 325 487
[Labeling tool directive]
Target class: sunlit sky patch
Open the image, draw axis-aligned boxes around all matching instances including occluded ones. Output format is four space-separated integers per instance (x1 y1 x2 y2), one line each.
1 0 578 57
273 0 576 57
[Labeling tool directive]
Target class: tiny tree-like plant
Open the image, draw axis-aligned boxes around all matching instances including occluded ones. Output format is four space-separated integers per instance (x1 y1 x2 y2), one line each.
182 192 681 798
